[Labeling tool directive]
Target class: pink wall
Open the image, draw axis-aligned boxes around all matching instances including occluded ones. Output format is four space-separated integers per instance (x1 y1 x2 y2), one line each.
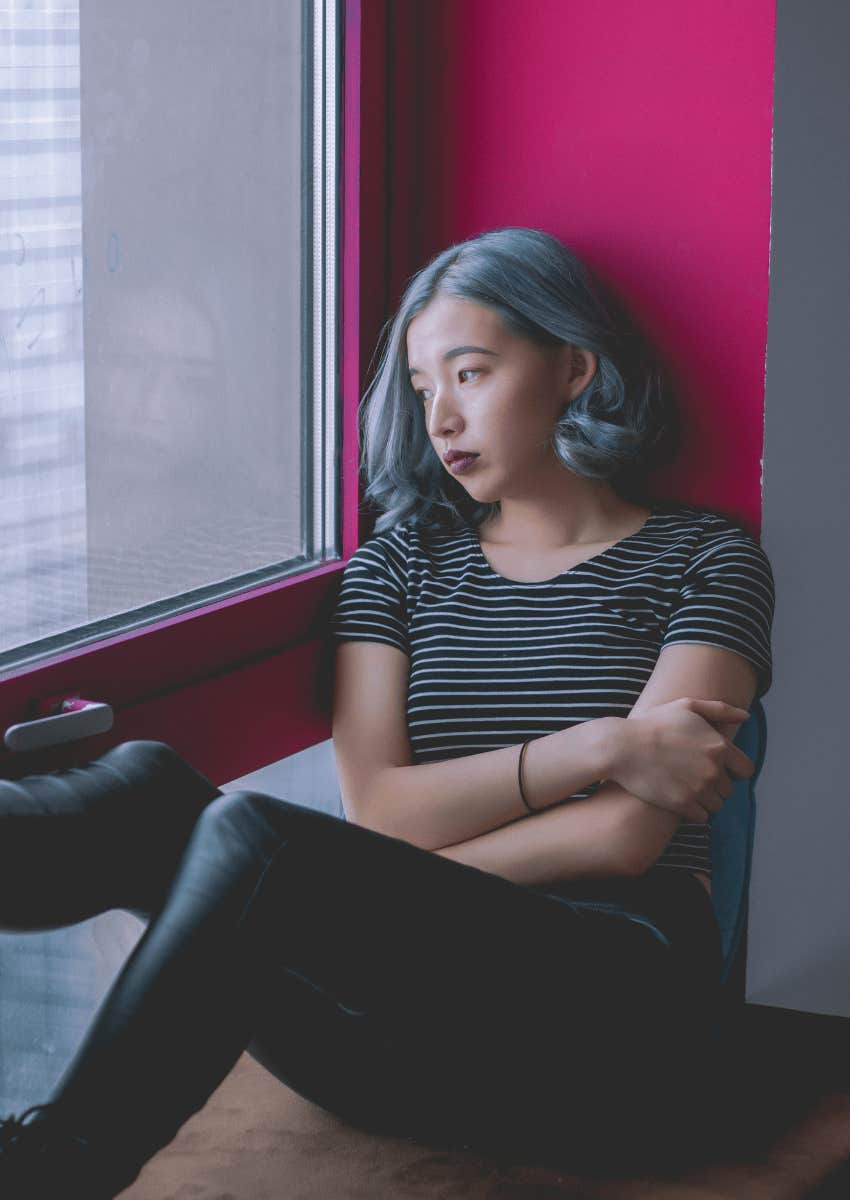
403 0 776 535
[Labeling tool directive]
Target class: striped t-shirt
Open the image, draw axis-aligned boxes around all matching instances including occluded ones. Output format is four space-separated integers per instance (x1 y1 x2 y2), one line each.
330 502 775 876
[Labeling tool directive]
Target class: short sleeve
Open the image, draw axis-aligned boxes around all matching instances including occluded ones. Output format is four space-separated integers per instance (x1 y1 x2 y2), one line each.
329 526 410 656
661 523 775 698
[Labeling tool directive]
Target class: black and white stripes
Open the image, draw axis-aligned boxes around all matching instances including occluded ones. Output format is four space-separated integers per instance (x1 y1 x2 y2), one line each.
331 503 774 877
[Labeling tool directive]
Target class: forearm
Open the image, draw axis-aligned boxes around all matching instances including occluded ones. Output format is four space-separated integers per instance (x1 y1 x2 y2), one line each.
362 718 619 852
430 696 748 885
434 782 683 885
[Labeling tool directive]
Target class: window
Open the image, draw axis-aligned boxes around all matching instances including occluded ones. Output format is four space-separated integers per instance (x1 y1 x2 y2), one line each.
0 0 340 677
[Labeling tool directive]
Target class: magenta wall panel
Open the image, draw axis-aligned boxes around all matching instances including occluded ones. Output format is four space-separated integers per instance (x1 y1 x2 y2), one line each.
410 0 776 535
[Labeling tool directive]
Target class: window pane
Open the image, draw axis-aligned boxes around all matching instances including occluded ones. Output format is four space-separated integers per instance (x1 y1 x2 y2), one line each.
0 0 338 674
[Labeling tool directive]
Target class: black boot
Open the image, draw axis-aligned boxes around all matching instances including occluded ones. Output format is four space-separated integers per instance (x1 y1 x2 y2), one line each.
0 1100 143 1200
0 740 223 929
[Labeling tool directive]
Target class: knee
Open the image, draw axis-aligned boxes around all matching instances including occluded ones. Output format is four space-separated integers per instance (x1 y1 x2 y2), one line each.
96 740 219 826
195 789 338 851
98 738 185 778
194 788 260 828
196 789 302 831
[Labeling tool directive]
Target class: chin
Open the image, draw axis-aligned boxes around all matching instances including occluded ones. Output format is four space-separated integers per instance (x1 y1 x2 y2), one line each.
457 482 498 505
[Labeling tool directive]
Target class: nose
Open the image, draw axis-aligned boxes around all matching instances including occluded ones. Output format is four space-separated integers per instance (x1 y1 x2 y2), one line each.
426 386 464 441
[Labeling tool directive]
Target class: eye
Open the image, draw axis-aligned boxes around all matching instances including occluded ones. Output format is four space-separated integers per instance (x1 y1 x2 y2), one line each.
414 368 481 403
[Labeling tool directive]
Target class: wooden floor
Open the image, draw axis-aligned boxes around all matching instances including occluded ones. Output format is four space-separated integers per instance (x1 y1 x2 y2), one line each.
118 1040 850 1200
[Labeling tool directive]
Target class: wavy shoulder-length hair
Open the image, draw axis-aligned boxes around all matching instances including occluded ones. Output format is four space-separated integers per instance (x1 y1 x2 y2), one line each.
359 226 681 534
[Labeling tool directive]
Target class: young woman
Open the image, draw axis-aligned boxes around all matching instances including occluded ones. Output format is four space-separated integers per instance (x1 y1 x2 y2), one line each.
0 227 773 1195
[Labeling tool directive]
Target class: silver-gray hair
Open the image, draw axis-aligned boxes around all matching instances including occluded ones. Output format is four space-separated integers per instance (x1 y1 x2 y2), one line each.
359 226 681 533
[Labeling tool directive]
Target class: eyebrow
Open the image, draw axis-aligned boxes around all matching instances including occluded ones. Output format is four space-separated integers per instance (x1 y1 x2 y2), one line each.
407 345 500 379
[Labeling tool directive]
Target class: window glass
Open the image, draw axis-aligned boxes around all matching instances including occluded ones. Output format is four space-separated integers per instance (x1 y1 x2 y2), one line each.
0 0 337 674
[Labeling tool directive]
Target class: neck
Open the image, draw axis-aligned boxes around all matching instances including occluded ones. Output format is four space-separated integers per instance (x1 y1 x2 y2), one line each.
482 482 649 550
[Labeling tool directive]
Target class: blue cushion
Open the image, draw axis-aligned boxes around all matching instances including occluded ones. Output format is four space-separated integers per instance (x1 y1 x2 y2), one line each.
710 698 768 985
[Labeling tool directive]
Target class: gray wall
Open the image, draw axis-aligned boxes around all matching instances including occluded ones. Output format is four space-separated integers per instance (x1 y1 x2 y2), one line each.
746 0 850 1017
223 737 342 818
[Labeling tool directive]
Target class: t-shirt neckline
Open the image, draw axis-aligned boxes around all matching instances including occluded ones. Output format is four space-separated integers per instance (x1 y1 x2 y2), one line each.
469 507 661 585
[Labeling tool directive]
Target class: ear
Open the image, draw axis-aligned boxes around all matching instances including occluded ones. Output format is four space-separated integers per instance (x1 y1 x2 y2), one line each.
564 346 598 400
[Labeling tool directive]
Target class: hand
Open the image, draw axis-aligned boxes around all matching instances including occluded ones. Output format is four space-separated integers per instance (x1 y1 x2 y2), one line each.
605 698 756 823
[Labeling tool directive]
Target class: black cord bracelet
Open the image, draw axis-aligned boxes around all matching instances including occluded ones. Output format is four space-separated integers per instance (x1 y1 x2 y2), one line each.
517 740 535 812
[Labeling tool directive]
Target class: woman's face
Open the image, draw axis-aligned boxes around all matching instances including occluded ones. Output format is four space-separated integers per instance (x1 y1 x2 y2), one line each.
405 294 595 504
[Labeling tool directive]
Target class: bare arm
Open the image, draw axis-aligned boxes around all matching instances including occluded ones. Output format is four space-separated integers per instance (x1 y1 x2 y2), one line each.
360 722 614 851
332 639 618 851
433 785 644 884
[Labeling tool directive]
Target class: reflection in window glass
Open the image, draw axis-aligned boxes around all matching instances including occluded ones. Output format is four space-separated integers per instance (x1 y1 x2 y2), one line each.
1 1 87 655
0 0 335 671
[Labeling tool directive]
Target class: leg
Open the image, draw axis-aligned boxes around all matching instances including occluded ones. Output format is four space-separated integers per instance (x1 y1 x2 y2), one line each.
0 740 223 929
41 790 720 1188
245 840 724 1166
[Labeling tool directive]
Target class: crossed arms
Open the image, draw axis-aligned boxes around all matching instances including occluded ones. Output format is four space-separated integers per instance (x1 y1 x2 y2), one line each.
332 639 758 887
431 643 757 885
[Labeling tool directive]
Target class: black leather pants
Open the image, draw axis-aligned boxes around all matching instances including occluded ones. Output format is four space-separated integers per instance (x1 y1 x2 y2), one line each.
0 740 723 1186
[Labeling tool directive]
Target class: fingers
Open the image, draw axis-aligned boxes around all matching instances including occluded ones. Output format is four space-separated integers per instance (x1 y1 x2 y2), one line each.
690 698 751 722
727 746 756 779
